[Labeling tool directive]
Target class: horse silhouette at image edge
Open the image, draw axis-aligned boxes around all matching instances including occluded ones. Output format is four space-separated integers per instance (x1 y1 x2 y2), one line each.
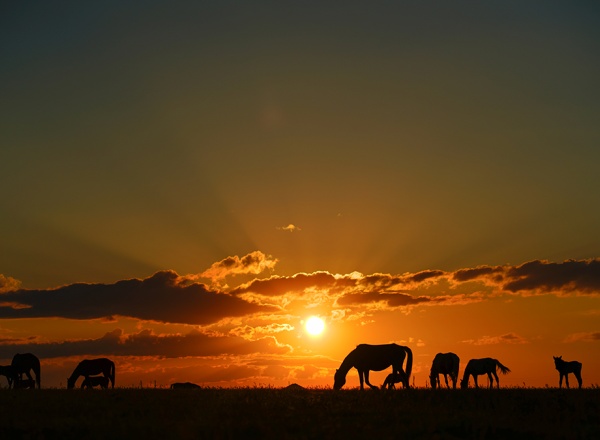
553 356 582 389
0 365 17 388
334 343 412 390
170 382 201 389
11 353 41 389
430 352 460 389
67 358 115 389
81 375 110 389
460 358 510 389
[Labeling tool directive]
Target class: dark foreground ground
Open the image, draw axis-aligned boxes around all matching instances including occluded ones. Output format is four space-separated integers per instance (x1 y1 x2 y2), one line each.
0 387 598 439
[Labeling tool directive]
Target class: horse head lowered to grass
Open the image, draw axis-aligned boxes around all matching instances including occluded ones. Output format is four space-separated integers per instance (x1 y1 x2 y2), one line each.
68 358 115 389
334 343 412 390
460 358 510 389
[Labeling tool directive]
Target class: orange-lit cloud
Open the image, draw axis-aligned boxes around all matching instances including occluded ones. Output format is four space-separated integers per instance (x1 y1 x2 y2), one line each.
197 251 278 282
276 224 301 232
0 274 21 293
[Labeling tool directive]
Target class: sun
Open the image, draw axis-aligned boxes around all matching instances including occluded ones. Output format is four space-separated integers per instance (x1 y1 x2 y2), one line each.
305 316 325 336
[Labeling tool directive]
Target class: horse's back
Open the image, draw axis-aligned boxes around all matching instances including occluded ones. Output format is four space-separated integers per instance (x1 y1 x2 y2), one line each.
353 343 407 370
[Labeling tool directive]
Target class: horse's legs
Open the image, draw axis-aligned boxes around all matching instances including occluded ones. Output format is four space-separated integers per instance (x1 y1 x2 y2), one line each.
443 374 450 388
491 371 500 388
358 370 365 390
364 370 378 390
473 375 479 388
575 372 582 389
558 373 563 388
565 373 570 389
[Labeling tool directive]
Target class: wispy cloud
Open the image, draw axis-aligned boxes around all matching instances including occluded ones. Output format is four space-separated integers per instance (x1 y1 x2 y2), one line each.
563 331 600 343
198 251 278 283
276 224 301 232
462 333 529 345
0 328 292 359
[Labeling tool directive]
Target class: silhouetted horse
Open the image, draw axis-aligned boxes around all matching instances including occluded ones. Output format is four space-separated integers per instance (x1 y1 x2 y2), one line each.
0 365 17 388
381 371 408 389
460 358 510 389
170 382 201 389
14 378 36 389
11 353 41 389
334 343 413 390
81 375 110 389
430 352 460 389
553 356 582 389
68 358 115 389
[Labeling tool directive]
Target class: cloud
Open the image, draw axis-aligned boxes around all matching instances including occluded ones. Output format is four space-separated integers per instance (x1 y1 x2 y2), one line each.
276 224 301 232
0 274 21 293
451 259 600 295
563 331 600 343
0 270 276 325
462 333 528 345
198 251 278 282
0 328 292 359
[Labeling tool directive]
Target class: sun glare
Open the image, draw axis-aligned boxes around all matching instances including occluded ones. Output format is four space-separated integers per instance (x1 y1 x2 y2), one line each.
305 316 325 336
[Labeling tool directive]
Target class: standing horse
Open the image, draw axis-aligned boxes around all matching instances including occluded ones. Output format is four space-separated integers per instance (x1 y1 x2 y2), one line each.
460 358 510 389
334 343 412 390
553 356 582 389
67 358 115 389
11 353 41 389
430 352 460 389
0 365 17 388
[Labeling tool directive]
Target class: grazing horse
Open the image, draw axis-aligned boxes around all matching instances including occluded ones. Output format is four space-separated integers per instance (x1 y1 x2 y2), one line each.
460 358 510 389
0 365 17 388
381 371 408 390
170 382 201 389
334 343 413 390
553 356 582 389
81 375 110 389
14 378 36 389
11 353 41 389
68 358 115 389
430 352 460 389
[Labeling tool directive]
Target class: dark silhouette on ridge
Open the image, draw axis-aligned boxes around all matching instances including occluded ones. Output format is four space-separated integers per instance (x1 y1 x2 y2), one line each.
68 358 115 389
11 353 41 389
460 357 510 389
553 356 582 389
170 382 201 389
81 375 110 389
430 352 460 389
14 378 36 389
0 365 17 388
334 343 412 390
381 371 408 389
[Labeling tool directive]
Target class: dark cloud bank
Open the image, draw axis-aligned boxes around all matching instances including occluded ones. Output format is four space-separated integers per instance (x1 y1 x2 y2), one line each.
0 270 275 324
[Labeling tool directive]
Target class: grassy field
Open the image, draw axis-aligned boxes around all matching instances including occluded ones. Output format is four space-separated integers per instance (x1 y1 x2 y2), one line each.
0 387 598 439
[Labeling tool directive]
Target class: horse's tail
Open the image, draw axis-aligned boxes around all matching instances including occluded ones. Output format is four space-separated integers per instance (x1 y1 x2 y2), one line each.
496 360 511 375
110 360 115 388
404 346 413 380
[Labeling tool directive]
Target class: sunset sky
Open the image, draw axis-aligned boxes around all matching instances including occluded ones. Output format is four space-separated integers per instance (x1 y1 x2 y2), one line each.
1 1 599 389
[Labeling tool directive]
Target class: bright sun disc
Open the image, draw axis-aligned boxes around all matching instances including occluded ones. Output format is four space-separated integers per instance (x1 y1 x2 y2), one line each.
305 316 325 336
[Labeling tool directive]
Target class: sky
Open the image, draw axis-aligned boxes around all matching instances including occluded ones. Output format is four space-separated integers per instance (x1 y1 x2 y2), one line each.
1 1 599 389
